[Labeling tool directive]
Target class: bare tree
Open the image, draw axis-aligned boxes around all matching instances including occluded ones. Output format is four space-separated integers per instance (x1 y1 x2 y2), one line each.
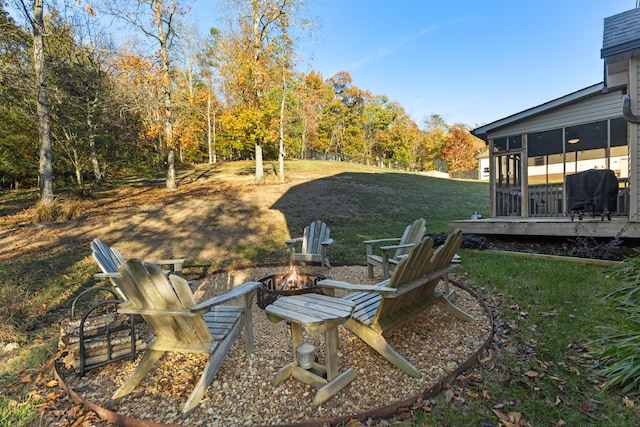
15 0 54 205
90 0 183 189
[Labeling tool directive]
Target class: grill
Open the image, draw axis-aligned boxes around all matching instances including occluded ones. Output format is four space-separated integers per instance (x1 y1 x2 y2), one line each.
257 269 325 310
566 169 618 221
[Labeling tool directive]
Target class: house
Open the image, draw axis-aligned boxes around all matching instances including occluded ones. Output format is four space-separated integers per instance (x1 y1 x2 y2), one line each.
477 150 490 181
449 5 640 239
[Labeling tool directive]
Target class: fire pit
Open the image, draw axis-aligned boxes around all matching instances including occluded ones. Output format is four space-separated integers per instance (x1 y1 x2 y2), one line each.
257 267 326 309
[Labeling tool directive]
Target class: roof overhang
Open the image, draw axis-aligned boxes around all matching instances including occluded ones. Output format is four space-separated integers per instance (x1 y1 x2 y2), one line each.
601 39 640 58
471 83 605 142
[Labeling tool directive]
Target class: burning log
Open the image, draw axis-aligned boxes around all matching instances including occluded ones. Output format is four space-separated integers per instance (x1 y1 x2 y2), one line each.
257 267 325 309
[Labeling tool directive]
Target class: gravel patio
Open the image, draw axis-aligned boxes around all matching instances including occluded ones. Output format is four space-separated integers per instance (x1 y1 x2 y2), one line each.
55 264 492 426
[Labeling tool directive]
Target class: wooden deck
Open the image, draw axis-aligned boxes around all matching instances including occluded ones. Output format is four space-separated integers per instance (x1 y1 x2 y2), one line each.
448 217 640 239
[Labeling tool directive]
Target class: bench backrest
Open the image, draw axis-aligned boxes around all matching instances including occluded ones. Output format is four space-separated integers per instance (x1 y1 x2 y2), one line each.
117 259 212 346
372 230 462 330
302 220 331 255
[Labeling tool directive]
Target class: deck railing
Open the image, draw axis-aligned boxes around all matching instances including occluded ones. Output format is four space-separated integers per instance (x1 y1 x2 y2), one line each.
526 179 629 217
528 183 564 217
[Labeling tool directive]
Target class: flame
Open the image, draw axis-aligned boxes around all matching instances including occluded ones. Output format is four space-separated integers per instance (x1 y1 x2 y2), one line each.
279 266 303 291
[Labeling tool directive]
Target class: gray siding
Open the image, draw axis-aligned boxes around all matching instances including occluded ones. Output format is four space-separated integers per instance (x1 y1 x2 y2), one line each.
634 59 640 221
487 91 623 139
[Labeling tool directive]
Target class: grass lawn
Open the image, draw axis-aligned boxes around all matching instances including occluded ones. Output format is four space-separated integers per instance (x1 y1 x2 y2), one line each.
0 160 638 426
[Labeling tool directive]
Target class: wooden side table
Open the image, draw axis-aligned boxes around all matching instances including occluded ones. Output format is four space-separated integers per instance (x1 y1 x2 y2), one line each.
265 293 357 407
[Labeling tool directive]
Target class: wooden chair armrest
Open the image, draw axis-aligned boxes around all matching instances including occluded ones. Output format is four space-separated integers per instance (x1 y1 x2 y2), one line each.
118 304 200 317
321 238 334 246
379 242 417 251
317 279 395 294
191 281 261 312
286 237 303 244
152 258 186 267
363 237 402 245
94 272 120 279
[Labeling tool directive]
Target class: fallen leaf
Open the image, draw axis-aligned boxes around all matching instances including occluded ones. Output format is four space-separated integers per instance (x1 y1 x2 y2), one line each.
26 390 41 399
478 352 494 365
444 388 454 403
46 379 58 388
466 390 480 399
492 408 520 427
524 370 538 378
623 395 635 410
20 373 32 383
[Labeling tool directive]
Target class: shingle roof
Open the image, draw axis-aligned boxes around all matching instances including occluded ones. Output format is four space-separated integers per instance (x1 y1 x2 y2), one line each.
601 7 640 58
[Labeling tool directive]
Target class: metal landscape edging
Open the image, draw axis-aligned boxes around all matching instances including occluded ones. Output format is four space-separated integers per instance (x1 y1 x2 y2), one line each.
53 275 495 427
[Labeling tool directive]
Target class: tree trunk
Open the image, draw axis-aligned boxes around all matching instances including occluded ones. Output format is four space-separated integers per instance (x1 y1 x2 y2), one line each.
167 148 176 187
87 101 103 184
300 119 307 160
254 141 263 183
212 109 217 163
73 148 83 188
155 2 176 190
251 4 264 184
278 70 286 183
33 0 54 205
207 96 213 164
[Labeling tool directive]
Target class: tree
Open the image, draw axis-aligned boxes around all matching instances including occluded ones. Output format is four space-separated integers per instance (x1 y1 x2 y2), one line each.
45 8 112 188
218 0 304 183
90 0 184 189
113 50 167 165
198 27 224 164
362 94 393 163
0 2 36 191
442 124 477 173
295 70 328 157
15 0 54 204
423 113 449 171
320 71 367 158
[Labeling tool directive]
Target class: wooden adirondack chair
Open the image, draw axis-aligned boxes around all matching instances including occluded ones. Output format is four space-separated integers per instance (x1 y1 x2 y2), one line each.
286 220 334 273
91 238 186 299
111 259 260 418
364 218 427 279
318 229 474 378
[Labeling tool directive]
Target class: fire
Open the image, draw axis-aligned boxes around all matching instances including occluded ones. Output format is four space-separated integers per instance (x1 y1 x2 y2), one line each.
279 266 303 291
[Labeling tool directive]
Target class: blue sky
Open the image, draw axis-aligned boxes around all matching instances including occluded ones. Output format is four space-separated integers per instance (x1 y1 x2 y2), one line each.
191 0 634 128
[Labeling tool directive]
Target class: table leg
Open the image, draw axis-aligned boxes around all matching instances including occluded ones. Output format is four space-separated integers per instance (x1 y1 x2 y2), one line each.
290 322 303 366
324 327 339 381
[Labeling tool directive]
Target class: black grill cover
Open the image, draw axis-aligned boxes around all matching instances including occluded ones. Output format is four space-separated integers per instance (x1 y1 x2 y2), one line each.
566 169 618 212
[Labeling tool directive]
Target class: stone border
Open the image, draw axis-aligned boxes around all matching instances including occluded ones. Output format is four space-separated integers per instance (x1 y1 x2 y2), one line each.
54 278 495 427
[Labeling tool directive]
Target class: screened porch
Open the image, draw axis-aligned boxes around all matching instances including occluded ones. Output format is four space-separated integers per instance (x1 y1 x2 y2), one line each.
491 117 629 219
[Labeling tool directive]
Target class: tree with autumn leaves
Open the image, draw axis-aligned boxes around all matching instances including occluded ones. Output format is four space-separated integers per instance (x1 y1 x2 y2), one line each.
1 0 482 209
442 124 481 173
